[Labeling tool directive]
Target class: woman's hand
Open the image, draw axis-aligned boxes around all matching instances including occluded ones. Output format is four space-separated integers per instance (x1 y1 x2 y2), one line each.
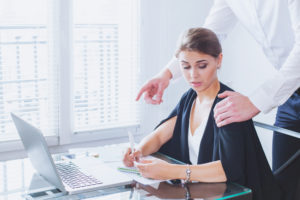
122 147 142 167
135 158 174 180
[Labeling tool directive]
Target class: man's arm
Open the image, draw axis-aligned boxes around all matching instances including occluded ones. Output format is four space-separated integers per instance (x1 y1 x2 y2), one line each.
135 68 172 104
249 0 300 113
214 0 300 127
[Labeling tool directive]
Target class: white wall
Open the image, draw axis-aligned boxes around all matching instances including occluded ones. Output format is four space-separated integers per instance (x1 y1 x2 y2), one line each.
139 0 278 165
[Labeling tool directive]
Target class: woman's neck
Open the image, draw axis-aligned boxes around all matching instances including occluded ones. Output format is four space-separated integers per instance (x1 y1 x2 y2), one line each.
196 80 220 104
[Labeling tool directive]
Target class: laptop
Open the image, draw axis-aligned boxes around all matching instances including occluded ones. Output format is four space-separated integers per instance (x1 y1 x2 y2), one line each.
11 113 132 195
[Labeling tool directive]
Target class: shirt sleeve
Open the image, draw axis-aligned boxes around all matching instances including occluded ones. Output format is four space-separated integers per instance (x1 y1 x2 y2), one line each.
203 0 238 40
166 0 238 80
249 0 300 113
165 56 181 80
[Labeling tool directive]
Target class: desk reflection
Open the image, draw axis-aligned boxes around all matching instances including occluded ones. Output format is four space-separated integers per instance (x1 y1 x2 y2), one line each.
134 181 226 199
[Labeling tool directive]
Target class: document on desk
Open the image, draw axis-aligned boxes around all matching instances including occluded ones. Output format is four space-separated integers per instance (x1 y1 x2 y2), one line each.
68 144 164 186
115 163 163 186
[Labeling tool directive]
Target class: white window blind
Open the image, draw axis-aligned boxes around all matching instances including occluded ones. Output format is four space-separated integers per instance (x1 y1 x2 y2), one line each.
0 0 140 145
73 0 140 132
0 0 58 141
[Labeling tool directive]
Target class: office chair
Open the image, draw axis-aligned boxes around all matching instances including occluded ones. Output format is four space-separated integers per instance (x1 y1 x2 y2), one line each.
254 121 300 200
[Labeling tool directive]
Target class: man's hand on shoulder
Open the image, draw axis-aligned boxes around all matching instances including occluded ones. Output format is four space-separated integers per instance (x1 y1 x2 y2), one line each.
214 91 260 127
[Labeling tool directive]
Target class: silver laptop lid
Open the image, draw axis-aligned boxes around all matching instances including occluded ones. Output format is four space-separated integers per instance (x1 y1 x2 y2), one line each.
11 113 66 193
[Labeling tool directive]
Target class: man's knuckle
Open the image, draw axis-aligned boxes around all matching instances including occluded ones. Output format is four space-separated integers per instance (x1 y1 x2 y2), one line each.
220 114 225 121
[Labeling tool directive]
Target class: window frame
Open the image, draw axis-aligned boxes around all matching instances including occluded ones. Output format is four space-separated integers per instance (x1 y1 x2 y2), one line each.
0 0 141 154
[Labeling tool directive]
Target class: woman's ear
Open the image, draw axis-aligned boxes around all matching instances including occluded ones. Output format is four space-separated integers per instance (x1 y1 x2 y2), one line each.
217 53 223 69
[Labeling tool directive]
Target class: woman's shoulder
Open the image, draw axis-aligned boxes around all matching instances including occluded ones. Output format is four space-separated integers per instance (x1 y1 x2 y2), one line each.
219 82 234 92
213 83 234 104
176 89 197 112
178 88 197 104
219 120 255 135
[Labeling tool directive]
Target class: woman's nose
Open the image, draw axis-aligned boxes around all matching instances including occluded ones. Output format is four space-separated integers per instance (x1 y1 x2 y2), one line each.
190 68 199 78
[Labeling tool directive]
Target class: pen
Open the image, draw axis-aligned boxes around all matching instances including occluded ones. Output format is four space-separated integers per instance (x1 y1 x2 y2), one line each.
128 131 135 154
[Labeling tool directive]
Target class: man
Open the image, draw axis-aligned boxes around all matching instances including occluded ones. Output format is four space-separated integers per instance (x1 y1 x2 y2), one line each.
136 0 300 199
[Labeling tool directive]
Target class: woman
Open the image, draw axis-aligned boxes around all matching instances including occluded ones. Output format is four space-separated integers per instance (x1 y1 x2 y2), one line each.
123 28 282 200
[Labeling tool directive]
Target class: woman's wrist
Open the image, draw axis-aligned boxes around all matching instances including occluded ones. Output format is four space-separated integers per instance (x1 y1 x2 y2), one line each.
165 163 178 180
172 164 188 180
135 146 143 157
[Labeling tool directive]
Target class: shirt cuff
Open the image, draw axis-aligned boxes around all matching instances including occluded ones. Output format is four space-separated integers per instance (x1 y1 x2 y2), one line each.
165 57 181 80
249 89 275 114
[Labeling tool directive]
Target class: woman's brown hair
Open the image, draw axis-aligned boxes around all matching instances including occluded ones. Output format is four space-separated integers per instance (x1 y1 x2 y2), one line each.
175 28 222 58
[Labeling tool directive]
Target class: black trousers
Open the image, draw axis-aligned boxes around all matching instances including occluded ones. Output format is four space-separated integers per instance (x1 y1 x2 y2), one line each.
273 88 300 199
273 89 300 170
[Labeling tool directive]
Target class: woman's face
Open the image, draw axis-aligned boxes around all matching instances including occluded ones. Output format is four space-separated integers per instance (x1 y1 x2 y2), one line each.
179 50 222 93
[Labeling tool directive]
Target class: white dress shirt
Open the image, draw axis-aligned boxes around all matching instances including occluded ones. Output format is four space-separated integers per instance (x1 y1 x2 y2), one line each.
167 0 300 113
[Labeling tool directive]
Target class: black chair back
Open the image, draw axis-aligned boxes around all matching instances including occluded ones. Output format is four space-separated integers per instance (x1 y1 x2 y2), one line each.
254 121 300 200
273 150 300 200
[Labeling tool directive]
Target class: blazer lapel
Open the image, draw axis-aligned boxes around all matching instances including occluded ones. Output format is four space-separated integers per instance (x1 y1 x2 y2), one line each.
197 83 226 164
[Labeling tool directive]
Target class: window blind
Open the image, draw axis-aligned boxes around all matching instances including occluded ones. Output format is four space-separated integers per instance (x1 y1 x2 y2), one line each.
0 0 58 141
73 0 140 132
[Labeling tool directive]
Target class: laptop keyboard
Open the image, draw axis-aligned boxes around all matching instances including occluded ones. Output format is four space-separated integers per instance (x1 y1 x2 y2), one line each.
56 162 102 189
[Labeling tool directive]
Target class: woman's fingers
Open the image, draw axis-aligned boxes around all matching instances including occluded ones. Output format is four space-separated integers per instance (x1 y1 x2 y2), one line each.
139 159 153 164
122 147 134 167
135 159 169 180
122 147 145 167
132 150 141 160
135 162 150 178
135 159 156 173
135 159 152 171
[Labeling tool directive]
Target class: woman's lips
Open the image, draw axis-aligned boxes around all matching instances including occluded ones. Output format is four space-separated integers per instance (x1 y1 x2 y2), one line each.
190 82 202 87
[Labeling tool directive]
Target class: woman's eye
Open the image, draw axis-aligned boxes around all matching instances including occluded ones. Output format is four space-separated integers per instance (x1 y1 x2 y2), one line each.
199 64 207 69
183 65 191 69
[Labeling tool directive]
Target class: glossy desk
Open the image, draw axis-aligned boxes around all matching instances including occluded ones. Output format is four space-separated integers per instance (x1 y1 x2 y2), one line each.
0 145 252 200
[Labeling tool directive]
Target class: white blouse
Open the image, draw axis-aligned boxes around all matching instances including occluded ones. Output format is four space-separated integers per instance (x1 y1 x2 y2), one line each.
188 100 209 165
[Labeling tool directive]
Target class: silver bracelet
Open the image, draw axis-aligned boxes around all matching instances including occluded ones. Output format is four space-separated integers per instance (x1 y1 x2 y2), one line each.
184 164 191 184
